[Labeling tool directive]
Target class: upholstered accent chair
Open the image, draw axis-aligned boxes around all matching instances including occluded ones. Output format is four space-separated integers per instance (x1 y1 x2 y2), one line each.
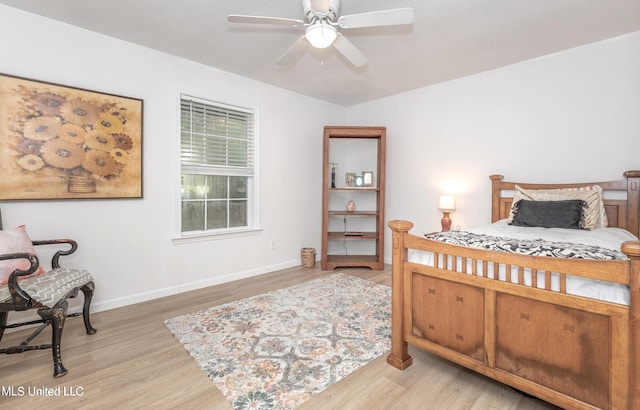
0 210 96 377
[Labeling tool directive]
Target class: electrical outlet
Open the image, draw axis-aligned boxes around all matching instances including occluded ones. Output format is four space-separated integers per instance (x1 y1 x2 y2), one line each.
269 240 276 250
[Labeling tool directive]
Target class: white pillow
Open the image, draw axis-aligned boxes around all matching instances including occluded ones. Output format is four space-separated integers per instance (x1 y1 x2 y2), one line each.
0 225 44 286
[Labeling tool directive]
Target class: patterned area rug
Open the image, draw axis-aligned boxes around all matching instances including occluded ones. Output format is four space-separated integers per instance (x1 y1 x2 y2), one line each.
164 273 391 409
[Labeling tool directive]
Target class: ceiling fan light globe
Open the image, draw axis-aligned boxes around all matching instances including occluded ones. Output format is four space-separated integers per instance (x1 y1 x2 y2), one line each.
305 23 337 48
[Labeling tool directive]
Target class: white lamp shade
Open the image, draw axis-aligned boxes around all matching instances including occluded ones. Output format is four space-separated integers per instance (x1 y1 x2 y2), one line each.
439 195 456 211
305 23 337 49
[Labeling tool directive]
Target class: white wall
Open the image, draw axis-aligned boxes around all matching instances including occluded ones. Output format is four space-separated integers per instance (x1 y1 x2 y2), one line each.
2 4 639 315
0 5 345 315
347 32 640 260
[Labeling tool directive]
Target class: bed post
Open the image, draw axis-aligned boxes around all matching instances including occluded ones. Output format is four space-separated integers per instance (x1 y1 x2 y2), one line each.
624 170 640 408
387 220 413 370
624 170 640 238
625 241 640 410
490 175 504 223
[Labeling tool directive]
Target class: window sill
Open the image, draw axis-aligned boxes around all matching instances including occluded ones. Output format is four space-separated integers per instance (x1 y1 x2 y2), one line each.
172 227 263 244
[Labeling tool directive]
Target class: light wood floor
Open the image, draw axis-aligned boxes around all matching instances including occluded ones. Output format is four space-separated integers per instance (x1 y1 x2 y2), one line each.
0 264 559 409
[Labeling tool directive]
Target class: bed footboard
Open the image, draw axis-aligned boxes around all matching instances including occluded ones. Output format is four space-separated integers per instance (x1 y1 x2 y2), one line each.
387 220 640 410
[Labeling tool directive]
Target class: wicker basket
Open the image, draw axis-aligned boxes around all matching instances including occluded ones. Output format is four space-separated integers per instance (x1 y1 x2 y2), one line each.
300 248 316 268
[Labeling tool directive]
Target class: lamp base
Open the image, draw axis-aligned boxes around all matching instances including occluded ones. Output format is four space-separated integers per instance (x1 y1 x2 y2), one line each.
441 211 451 232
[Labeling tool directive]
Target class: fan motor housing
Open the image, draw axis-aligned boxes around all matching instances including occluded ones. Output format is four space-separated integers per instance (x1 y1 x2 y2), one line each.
302 0 340 22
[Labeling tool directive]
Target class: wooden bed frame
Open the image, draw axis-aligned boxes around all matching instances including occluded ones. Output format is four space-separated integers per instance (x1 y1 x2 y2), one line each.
387 170 640 410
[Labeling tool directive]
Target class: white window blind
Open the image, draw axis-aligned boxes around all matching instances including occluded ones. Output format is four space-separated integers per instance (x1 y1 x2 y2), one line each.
180 96 255 176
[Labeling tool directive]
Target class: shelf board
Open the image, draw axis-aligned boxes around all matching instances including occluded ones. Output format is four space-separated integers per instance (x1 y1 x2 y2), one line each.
327 231 378 240
324 254 383 270
326 254 379 261
328 187 379 191
328 211 378 216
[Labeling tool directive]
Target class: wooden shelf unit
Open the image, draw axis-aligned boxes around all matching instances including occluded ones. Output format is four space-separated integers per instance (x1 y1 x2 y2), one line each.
321 126 386 270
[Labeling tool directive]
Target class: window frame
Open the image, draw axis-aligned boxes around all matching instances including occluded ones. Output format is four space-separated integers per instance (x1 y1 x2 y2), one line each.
174 94 261 243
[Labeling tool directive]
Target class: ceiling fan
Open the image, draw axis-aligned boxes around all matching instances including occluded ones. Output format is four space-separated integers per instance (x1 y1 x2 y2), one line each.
227 0 414 67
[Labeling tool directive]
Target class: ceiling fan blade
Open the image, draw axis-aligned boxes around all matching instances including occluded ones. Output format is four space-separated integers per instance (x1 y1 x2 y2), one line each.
228 15 305 27
310 0 330 15
338 7 414 29
276 36 308 65
332 33 367 67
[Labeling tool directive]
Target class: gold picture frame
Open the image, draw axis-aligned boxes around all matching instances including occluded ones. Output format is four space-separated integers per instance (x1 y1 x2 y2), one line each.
0 73 143 200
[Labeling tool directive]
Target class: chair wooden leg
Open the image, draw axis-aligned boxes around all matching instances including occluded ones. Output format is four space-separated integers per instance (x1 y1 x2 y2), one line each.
80 281 97 335
0 312 7 342
38 301 68 378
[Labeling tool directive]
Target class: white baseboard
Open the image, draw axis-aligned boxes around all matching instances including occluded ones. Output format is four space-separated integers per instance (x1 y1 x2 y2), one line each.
4 259 301 330
91 258 301 314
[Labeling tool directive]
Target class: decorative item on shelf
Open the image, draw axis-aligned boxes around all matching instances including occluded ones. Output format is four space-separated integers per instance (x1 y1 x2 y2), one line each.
329 162 338 188
362 171 374 187
354 174 364 187
438 195 456 232
345 172 356 187
346 200 356 213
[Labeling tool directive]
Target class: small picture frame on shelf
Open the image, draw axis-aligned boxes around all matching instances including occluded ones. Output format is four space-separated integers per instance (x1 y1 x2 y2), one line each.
362 171 374 187
345 172 356 187
354 174 364 187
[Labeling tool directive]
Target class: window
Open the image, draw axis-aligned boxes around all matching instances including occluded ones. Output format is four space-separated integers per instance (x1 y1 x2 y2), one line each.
180 95 256 235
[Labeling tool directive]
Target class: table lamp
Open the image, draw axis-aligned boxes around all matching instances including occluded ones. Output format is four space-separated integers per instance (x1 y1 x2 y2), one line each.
438 195 456 232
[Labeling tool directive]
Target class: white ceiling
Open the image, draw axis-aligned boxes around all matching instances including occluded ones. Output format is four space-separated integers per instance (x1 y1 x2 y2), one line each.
1 0 639 106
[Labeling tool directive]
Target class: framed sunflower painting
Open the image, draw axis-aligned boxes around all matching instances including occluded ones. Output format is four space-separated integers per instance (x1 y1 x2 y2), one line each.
0 73 143 200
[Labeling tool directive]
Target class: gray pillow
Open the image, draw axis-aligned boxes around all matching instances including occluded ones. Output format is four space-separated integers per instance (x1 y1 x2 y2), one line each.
510 199 585 229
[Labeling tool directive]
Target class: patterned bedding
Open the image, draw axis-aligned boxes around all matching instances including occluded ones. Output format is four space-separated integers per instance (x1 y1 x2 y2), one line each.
424 231 629 260
409 220 638 305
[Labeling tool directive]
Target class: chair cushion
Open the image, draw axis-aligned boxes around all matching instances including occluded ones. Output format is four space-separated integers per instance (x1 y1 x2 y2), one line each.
0 268 93 308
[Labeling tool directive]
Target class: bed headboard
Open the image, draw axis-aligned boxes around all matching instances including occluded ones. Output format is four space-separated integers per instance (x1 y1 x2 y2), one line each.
490 170 640 237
